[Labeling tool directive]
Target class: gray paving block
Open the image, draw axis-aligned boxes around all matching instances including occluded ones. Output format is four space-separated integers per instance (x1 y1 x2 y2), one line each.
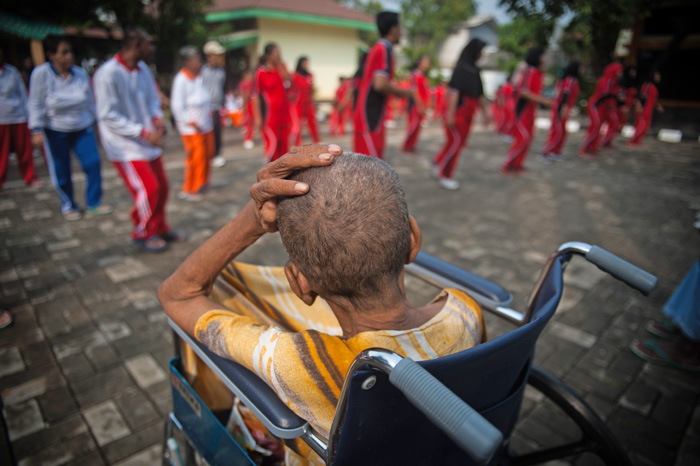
37 385 79 423
4 398 45 441
16 431 97 466
618 382 659 416
0 346 25 377
111 443 161 466
11 414 88 461
82 400 131 446
101 421 162 464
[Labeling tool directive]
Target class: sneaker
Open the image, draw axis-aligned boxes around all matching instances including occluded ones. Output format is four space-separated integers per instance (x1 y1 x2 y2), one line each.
86 205 113 215
212 156 226 168
537 154 552 165
243 140 254 149
180 193 203 202
177 191 188 200
549 153 565 161
0 310 13 329
438 178 459 190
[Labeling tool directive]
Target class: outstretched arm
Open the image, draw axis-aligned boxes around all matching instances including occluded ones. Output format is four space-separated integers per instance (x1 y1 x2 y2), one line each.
158 145 343 335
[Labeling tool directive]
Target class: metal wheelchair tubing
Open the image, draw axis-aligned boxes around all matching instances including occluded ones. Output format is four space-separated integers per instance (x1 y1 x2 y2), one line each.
523 241 591 323
506 366 633 466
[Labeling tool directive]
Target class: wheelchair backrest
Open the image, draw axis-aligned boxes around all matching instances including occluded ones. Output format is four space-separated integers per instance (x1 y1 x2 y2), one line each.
329 258 565 466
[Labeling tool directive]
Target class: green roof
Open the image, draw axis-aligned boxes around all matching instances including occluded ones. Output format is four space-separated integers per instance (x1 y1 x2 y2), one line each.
206 8 375 32
0 12 63 40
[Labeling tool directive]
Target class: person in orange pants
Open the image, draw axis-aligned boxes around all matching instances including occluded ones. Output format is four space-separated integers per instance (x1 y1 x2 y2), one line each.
627 70 663 147
171 46 215 202
539 60 580 163
501 47 552 175
401 55 430 153
290 56 319 146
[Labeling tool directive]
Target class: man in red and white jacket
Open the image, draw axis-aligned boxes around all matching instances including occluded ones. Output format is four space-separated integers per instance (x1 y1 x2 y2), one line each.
94 28 185 253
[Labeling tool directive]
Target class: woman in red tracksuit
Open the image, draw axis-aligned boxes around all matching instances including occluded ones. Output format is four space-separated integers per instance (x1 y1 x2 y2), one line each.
253 43 291 162
495 75 515 135
433 39 489 190
627 70 662 147
290 56 319 146
501 47 552 176
401 55 431 153
579 63 622 158
601 65 637 149
539 61 580 163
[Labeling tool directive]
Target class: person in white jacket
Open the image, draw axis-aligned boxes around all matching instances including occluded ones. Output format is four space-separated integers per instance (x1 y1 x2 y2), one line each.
171 46 214 202
0 47 42 190
93 28 185 252
28 36 110 220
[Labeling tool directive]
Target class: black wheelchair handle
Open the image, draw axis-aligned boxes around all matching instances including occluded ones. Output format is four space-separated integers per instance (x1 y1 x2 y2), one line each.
389 358 503 466
586 246 657 296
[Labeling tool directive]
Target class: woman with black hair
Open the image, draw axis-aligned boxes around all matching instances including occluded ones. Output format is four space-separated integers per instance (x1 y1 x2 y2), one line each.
290 56 319 146
500 47 553 176
28 36 112 219
432 39 489 190
627 70 663 147
401 55 431 153
252 43 291 162
539 60 580 163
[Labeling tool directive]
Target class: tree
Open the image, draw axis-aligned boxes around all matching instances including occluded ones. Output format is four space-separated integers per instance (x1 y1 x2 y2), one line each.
401 0 477 51
498 0 656 74
496 15 556 73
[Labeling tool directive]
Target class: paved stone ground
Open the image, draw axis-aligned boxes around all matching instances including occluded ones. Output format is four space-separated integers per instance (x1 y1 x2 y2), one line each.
1 115 699 466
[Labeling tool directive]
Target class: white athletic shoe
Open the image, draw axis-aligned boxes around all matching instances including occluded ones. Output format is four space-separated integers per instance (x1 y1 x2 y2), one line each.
212 156 226 168
243 140 254 149
438 178 459 190
537 154 552 165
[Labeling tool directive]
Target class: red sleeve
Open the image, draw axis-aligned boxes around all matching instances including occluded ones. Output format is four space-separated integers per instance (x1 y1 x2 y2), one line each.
367 43 388 78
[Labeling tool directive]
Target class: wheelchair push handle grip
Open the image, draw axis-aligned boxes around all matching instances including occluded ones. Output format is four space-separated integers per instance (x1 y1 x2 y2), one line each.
586 246 657 295
389 358 503 466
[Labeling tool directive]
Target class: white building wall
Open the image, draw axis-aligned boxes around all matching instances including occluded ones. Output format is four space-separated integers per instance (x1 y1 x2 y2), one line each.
257 18 364 101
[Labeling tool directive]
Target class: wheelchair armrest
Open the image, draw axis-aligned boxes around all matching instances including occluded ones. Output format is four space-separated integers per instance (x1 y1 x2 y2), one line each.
168 318 308 439
409 251 513 309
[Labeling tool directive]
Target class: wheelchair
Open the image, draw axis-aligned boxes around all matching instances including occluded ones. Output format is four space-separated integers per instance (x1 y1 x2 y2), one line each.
163 241 656 465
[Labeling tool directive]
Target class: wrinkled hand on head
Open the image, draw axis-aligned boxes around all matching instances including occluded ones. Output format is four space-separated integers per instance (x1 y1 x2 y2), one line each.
250 144 342 232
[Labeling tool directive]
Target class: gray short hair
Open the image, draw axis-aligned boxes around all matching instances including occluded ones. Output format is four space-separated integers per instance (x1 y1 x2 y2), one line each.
277 153 411 305
179 46 200 62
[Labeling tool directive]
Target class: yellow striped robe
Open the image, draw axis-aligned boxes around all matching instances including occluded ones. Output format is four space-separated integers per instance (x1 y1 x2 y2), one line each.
194 262 485 462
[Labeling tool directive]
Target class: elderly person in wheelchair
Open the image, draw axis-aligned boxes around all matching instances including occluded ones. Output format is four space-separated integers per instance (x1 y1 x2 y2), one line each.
159 144 486 464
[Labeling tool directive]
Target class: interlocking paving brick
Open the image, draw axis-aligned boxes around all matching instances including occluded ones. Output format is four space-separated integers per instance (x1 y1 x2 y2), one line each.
548 322 597 349
5 235 43 247
46 238 82 252
11 414 87 460
124 353 167 389
2 375 50 405
37 385 79 423
112 443 161 466
82 400 131 446
0 346 25 377
52 329 107 360
619 382 659 416
98 320 133 341
16 432 97 466
114 387 160 430
4 398 45 441
103 257 151 283
102 421 162 464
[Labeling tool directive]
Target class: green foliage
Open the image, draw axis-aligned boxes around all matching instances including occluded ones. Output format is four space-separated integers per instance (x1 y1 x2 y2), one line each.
498 0 656 74
338 0 382 44
497 15 555 72
401 0 476 50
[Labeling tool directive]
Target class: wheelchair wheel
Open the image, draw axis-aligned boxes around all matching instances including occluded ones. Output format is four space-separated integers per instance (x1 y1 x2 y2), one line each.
505 366 633 466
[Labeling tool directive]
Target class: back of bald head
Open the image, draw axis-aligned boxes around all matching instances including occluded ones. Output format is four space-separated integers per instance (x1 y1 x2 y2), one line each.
277 152 411 305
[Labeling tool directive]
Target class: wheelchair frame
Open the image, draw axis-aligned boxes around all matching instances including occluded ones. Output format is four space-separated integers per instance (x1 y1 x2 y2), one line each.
163 241 655 466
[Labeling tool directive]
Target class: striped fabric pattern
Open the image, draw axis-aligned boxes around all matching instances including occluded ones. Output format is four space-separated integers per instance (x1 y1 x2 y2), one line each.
195 261 485 440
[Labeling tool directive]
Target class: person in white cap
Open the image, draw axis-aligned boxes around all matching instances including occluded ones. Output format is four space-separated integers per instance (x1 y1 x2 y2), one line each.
202 40 227 168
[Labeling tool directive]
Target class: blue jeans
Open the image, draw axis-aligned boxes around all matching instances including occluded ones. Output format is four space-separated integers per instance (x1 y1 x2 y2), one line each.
663 259 700 342
44 126 103 213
